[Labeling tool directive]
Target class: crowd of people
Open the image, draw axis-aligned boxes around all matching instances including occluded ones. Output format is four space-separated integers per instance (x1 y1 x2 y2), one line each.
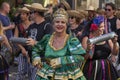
0 0 120 80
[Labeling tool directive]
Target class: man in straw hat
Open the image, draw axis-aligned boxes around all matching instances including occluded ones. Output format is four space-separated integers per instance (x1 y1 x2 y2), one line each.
14 7 33 80
25 3 53 79
26 3 53 46
27 3 52 46
82 6 96 39
86 5 96 21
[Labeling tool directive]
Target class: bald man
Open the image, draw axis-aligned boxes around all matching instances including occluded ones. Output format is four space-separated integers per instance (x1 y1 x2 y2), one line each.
0 2 15 39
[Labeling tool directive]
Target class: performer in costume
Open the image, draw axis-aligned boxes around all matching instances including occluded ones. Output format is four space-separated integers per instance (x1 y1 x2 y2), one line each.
0 22 12 80
32 8 86 80
82 16 119 80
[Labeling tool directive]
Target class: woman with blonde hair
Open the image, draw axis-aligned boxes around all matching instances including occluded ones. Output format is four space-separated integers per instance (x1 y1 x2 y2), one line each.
32 8 86 80
0 21 12 80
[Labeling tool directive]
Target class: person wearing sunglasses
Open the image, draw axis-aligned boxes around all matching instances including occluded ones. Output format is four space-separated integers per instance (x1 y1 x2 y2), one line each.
25 3 53 80
105 2 120 73
67 10 84 42
105 2 120 34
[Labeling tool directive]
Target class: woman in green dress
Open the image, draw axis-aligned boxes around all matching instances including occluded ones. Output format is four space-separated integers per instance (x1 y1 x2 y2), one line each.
32 8 86 80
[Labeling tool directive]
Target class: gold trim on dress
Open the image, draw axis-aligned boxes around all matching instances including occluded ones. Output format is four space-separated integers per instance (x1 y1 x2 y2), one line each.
49 32 69 51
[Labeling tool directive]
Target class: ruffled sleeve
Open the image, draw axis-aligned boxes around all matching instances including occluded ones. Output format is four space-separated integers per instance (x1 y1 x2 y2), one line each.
32 34 50 65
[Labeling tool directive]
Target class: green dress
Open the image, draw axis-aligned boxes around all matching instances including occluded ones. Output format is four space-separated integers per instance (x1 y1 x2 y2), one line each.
32 34 86 80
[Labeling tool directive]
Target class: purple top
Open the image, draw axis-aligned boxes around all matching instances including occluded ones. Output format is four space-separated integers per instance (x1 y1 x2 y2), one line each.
0 13 13 39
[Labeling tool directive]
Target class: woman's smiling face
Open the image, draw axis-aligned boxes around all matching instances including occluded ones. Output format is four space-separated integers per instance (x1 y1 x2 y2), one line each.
53 18 67 33
93 22 105 36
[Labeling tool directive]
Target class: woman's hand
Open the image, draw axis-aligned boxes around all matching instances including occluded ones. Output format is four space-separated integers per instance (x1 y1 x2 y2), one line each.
49 58 61 69
33 58 42 69
87 43 93 50
36 63 42 69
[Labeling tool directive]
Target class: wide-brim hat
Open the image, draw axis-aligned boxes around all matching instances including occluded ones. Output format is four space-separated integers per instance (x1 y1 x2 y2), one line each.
24 4 31 8
61 0 71 10
77 10 88 18
67 10 82 18
18 7 30 13
86 6 95 11
26 3 48 12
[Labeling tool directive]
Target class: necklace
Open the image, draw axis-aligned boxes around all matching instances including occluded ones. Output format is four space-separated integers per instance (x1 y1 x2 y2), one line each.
49 32 69 51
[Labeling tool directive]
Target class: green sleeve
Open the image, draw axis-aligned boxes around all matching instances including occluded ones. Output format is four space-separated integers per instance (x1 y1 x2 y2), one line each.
50 37 86 66
60 55 85 65
32 34 50 60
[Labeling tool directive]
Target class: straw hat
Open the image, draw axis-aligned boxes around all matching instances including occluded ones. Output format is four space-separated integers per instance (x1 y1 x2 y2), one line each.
24 4 31 8
26 3 48 12
60 0 71 10
86 5 95 11
19 7 30 13
78 10 88 18
67 10 82 18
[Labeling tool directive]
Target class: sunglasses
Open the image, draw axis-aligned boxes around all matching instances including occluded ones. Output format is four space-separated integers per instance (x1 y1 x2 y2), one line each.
69 16 76 19
105 8 112 11
30 11 37 14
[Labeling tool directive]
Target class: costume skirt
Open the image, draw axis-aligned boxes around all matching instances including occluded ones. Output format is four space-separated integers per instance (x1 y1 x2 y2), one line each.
82 59 119 80
36 63 86 80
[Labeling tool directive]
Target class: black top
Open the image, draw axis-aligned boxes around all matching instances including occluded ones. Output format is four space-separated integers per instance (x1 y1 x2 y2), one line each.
107 17 117 32
26 21 53 61
26 21 53 41
17 23 28 38
92 42 111 60
67 24 84 42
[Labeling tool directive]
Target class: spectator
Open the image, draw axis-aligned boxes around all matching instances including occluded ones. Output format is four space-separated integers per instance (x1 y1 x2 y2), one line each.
0 21 12 80
25 3 53 80
67 10 84 42
0 2 15 39
14 7 32 80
